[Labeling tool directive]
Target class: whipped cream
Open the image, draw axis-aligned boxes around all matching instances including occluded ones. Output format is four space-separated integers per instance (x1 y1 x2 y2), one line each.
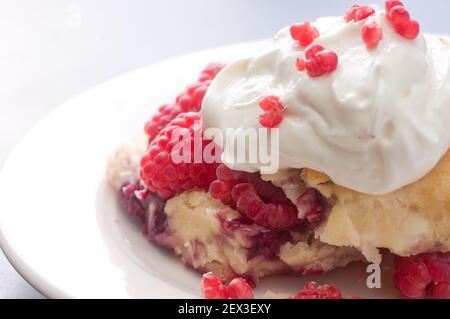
202 10 450 195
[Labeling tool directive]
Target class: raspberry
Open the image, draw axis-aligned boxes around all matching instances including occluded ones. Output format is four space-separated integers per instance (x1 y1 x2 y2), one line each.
290 282 343 299
209 164 300 230
202 273 254 299
141 112 220 199
144 64 225 141
361 20 383 48
314 50 339 73
344 4 375 23
290 22 320 47
296 58 306 72
385 1 404 15
226 278 254 299
202 272 227 299
258 96 285 128
118 182 150 223
305 44 325 60
393 252 450 299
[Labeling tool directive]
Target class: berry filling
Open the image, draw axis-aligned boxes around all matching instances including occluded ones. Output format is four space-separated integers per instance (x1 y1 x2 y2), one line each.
210 164 300 230
141 112 220 199
144 63 225 141
393 252 450 299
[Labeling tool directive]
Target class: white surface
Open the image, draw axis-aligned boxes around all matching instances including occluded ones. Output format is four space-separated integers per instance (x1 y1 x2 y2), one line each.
0 42 399 298
1 0 449 299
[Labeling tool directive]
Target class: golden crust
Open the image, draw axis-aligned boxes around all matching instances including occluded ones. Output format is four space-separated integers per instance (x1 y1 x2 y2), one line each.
303 151 450 262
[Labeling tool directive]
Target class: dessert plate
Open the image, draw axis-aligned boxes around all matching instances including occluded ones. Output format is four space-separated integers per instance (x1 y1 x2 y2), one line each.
0 40 400 299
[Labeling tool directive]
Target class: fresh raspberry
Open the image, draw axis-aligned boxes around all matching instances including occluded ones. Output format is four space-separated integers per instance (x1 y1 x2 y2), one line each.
361 20 383 48
258 96 285 128
296 58 306 72
344 4 375 23
305 46 339 78
226 278 254 299
141 112 220 199
202 273 254 299
393 252 450 299
144 64 225 141
290 282 343 299
202 272 227 299
290 22 320 47
209 164 300 230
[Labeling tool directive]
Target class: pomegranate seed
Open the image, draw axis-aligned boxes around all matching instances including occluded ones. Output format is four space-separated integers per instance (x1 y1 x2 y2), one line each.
226 278 254 299
305 44 325 60
396 19 420 40
296 58 306 72
258 95 284 112
361 20 383 48
259 110 283 128
389 6 410 27
344 4 375 23
290 22 320 47
201 272 227 299
385 0 404 14
314 50 339 73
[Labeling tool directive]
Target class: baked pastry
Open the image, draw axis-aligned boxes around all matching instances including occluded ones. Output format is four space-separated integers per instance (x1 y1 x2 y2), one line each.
107 2 450 299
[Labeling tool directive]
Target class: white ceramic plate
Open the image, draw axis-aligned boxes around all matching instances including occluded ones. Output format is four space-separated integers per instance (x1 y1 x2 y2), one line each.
0 40 400 299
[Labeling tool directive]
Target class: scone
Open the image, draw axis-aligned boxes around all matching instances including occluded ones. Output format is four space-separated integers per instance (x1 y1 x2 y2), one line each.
107 2 450 299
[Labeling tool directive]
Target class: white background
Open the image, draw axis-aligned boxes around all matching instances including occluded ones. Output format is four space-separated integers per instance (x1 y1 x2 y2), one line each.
0 0 448 299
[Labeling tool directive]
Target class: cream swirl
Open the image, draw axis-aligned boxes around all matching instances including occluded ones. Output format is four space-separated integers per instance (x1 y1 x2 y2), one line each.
202 11 450 194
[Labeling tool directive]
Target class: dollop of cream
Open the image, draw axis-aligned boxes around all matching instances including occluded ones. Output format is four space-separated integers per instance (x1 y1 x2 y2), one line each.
202 11 450 195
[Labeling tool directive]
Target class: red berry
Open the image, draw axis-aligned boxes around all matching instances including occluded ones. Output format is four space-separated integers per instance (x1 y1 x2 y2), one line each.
290 22 320 47
144 64 225 141
361 20 383 48
295 58 306 72
297 189 325 225
199 63 226 82
290 282 343 299
432 283 450 299
389 5 410 27
385 0 404 15
202 273 227 299
258 95 285 112
226 278 254 299
344 4 375 23
141 112 220 199
393 252 450 299
259 110 283 128
305 44 325 60
314 50 339 73
395 19 420 40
